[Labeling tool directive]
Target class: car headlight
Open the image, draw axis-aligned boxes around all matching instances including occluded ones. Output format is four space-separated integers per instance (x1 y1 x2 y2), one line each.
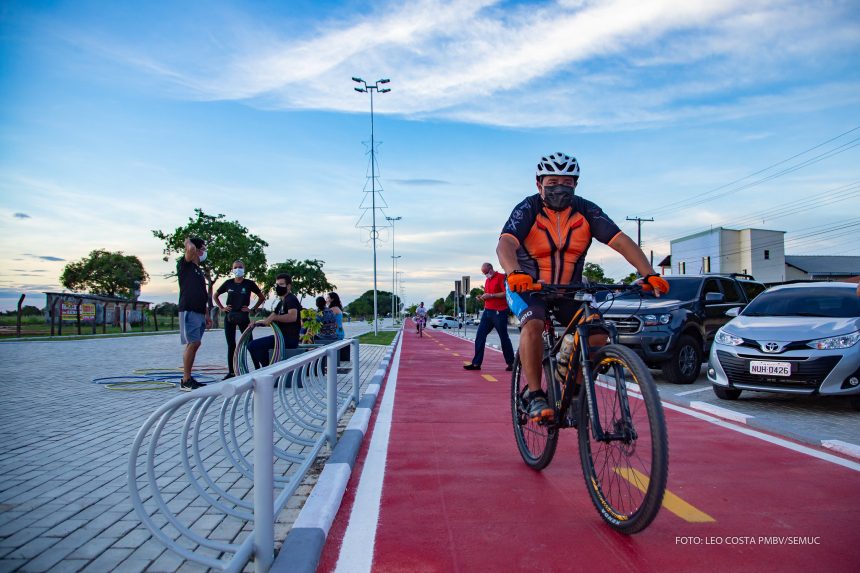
642 314 672 326
806 331 860 350
715 328 743 346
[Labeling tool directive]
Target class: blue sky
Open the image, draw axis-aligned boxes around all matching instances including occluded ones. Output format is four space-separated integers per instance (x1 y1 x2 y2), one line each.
1 0 859 312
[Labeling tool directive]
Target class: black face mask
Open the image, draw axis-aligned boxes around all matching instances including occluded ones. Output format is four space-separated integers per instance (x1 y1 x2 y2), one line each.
542 184 575 211
275 285 288 296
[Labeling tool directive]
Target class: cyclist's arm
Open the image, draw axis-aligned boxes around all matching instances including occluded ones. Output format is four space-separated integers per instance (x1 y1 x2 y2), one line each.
496 235 520 275
608 233 657 277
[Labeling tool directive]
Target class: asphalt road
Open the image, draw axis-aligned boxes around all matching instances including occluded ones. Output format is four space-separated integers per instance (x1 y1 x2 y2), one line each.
435 323 860 448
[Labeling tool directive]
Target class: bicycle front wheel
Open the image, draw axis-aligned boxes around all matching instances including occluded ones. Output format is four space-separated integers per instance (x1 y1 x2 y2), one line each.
578 344 668 533
511 352 558 470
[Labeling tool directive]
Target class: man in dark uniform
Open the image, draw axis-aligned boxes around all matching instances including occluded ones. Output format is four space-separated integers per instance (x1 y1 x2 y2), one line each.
248 273 302 368
178 237 212 391
214 259 264 379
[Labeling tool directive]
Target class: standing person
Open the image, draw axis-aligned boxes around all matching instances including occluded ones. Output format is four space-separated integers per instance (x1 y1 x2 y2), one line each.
214 260 264 379
414 302 428 333
498 152 668 421
247 273 302 368
326 292 346 340
178 237 212 391
464 263 515 371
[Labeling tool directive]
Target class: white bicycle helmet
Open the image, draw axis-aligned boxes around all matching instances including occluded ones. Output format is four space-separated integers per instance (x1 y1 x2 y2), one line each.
536 152 580 179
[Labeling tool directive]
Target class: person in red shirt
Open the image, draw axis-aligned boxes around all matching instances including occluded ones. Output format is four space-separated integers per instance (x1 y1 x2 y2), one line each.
464 263 515 371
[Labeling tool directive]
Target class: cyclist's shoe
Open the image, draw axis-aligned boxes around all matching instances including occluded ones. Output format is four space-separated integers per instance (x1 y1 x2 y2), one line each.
463 363 480 371
505 363 514 371
525 389 554 422
180 377 205 392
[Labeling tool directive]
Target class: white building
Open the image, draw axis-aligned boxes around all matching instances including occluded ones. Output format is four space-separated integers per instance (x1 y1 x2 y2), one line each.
670 227 787 283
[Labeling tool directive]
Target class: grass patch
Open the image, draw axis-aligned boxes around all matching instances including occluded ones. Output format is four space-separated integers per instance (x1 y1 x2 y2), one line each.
356 331 397 345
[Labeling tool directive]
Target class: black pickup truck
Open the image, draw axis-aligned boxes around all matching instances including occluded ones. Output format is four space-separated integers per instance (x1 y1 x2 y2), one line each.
599 274 766 384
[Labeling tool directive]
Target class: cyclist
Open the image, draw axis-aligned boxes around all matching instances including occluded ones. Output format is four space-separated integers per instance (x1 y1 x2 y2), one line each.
414 302 428 333
497 152 669 421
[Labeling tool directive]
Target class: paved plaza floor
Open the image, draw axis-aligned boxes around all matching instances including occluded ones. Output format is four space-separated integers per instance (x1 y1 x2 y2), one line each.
0 326 385 573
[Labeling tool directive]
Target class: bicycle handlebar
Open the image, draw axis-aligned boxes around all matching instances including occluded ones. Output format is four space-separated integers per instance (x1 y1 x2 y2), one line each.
524 282 644 293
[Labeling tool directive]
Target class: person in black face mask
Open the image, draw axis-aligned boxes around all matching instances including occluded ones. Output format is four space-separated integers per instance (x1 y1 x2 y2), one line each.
247 273 302 368
497 152 669 422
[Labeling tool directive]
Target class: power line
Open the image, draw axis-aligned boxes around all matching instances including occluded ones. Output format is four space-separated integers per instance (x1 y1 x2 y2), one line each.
648 180 860 248
625 216 654 247
648 125 860 216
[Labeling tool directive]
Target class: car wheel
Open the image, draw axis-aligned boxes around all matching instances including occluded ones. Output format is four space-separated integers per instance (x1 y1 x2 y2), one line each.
661 335 703 384
849 395 860 412
713 385 742 400
443 324 449 329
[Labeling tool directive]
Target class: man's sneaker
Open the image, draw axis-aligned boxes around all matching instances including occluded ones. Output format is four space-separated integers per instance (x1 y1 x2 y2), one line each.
180 377 205 392
526 389 554 422
463 363 481 371
505 364 513 372
222 373 235 381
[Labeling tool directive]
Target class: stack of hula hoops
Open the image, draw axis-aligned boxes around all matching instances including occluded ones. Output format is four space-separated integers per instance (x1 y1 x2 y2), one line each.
233 323 286 375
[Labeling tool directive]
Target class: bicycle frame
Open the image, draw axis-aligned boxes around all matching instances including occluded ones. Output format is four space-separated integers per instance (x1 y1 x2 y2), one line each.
541 289 636 443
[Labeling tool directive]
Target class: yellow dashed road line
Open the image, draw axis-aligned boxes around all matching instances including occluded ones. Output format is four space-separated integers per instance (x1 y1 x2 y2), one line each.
614 467 715 523
482 374 497 382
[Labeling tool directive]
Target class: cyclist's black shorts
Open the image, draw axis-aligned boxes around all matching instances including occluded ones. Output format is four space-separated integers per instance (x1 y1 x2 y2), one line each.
505 286 579 328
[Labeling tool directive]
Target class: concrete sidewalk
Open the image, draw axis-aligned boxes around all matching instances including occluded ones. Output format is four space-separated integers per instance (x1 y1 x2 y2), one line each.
0 327 387 572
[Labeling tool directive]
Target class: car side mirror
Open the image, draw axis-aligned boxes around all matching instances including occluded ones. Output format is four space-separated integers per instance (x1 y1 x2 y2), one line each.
705 292 725 304
725 307 740 317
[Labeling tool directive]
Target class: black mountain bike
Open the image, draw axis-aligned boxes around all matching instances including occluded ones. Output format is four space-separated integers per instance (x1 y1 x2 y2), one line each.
511 282 668 534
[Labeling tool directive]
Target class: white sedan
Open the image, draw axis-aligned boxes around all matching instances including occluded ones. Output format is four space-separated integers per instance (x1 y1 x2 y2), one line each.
429 315 462 329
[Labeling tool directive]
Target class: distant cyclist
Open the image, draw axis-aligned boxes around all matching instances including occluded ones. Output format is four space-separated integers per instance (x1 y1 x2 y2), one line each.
497 152 669 421
414 302 428 333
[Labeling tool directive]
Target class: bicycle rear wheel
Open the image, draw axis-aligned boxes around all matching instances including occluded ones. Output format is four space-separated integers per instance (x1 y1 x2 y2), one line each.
578 344 668 533
511 352 558 470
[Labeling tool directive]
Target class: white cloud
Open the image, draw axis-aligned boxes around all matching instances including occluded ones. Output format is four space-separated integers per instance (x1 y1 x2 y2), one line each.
65 0 860 129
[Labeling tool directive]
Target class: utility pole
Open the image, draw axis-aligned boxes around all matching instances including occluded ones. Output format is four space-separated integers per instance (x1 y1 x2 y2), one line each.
626 216 654 248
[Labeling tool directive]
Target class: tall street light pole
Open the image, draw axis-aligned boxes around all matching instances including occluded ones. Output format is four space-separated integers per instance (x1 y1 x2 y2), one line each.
353 77 391 335
386 215 402 325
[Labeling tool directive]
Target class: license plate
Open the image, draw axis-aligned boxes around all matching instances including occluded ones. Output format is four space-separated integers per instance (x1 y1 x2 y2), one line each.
749 361 791 377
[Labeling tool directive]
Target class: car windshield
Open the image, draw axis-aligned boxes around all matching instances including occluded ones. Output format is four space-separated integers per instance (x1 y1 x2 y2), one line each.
742 287 860 318
609 277 701 301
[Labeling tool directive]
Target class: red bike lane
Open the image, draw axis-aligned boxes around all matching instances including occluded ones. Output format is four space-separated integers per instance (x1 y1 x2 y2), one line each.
321 324 860 572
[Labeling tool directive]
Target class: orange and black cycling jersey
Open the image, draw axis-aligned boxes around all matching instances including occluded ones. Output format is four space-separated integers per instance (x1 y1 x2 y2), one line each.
501 194 622 284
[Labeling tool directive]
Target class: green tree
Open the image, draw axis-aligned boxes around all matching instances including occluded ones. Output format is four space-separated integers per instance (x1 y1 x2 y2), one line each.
467 287 484 314
264 259 337 302
405 304 418 316
345 291 373 320
344 290 400 319
60 249 149 298
153 302 179 316
152 209 268 303
432 297 447 315
620 272 639 285
583 262 614 284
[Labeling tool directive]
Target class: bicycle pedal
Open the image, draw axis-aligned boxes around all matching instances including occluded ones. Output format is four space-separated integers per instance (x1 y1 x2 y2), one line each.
530 409 555 423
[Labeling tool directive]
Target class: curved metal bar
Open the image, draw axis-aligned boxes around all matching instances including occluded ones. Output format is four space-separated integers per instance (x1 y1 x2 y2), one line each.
129 402 229 571
145 398 238 554
218 395 254 481
186 396 254 515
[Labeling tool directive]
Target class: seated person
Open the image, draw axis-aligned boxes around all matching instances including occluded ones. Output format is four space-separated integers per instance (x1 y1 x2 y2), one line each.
315 296 338 342
247 273 301 368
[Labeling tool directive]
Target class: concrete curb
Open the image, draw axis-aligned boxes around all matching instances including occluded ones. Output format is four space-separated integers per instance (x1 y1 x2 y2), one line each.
272 330 401 573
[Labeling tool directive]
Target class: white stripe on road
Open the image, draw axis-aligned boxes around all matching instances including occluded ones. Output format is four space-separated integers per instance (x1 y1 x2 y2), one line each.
821 440 860 461
334 332 404 573
663 401 860 472
675 386 714 396
689 401 753 423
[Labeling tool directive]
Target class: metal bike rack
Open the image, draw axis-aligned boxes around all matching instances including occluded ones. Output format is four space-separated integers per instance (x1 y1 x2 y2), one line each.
127 338 361 572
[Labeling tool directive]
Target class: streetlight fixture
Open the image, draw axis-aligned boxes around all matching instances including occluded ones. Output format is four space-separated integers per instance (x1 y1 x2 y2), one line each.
353 76 391 334
385 215 402 325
